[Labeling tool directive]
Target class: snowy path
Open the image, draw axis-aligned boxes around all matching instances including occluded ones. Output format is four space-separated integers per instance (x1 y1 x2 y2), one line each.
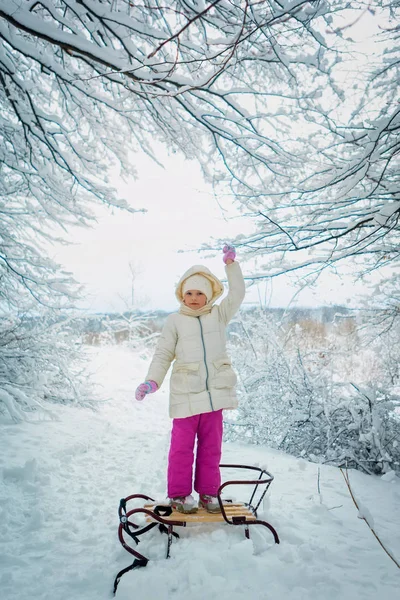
1 346 399 600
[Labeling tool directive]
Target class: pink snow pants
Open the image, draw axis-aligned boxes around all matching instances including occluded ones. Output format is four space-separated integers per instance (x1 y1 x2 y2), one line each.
167 410 223 498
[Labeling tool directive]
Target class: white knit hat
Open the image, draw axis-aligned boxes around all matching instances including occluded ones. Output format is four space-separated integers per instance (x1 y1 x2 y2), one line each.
182 274 213 302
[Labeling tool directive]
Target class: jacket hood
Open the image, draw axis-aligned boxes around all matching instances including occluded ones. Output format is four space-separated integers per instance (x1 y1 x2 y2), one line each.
175 265 224 305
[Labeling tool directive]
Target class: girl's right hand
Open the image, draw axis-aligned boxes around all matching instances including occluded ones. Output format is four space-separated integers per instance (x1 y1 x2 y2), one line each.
135 380 158 401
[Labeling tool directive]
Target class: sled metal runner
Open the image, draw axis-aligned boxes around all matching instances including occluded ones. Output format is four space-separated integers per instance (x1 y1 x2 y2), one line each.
113 464 280 594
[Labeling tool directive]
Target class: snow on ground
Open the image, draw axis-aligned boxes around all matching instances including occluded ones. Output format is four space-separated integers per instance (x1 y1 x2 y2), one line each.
1 346 399 600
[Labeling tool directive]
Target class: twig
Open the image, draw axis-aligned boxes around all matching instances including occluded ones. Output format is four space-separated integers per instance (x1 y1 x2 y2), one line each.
148 0 221 59
339 467 400 569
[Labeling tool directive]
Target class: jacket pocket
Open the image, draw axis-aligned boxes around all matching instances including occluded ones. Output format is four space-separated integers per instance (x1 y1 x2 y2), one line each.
212 357 237 389
170 362 203 394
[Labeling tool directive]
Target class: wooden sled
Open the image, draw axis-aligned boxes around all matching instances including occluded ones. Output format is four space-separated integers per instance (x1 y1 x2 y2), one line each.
113 464 280 594
143 501 256 523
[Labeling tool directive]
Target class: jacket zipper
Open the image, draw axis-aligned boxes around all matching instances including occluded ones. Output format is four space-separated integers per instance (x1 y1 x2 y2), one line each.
197 316 214 411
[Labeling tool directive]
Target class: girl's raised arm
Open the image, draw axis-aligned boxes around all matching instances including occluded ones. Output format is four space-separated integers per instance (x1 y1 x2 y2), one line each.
218 246 246 325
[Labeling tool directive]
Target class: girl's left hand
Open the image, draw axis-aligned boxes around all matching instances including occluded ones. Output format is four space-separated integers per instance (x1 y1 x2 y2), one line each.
223 244 236 264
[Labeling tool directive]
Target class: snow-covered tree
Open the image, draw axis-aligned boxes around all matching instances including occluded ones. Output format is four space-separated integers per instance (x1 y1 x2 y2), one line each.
0 1 342 245
222 2 399 284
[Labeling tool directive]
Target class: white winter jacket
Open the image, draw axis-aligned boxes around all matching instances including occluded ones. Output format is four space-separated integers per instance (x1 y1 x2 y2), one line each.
145 261 246 418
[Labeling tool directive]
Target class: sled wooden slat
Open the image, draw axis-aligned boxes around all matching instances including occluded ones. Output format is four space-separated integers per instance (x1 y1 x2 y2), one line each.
144 503 256 523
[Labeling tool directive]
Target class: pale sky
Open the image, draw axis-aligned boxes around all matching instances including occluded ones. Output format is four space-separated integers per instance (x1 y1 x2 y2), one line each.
50 149 370 315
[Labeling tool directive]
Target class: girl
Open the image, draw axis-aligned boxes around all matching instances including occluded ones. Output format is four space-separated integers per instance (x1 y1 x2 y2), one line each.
135 245 245 514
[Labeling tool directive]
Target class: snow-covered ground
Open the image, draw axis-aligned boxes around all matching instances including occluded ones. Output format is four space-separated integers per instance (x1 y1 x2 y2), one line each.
1 346 399 600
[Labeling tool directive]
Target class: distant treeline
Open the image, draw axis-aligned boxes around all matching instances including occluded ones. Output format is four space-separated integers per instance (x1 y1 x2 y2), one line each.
71 305 358 346
77 304 354 334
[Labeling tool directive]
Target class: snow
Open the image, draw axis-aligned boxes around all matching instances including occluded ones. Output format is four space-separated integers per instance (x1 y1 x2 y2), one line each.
1 346 399 600
357 501 375 528
381 471 397 483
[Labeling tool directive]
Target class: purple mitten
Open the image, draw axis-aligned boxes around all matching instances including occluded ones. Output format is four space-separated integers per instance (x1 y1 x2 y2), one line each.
223 244 236 264
135 380 158 401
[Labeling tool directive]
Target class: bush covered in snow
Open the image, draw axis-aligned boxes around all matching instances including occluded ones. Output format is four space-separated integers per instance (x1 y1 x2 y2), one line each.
0 312 93 422
78 311 164 348
225 309 400 475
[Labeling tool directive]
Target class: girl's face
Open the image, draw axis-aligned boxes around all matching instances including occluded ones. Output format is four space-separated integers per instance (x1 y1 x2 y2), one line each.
183 290 207 309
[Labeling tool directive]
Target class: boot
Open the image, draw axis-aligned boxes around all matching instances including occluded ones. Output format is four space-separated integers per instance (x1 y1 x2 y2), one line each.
199 494 221 513
169 494 198 514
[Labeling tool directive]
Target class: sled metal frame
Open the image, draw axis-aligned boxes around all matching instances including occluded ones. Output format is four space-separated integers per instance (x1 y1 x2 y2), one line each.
113 464 280 594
